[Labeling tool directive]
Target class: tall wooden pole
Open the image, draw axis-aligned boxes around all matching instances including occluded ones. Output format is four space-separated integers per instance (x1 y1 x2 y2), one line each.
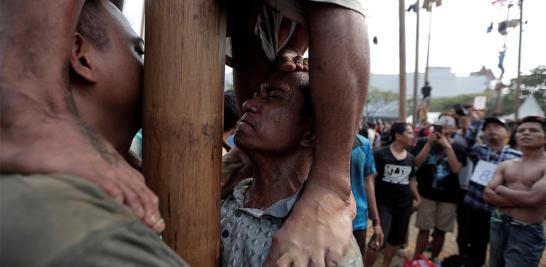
412 0 420 127
515 0 523 120
399 0 407 121
424 8 433 83
143 0 225 266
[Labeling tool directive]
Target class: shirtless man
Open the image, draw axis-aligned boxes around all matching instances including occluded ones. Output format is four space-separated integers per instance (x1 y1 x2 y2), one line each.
484 116 546 267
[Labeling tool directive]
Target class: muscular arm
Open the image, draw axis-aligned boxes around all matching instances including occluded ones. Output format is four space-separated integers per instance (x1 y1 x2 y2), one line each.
495 177 546 207
483 163 515 207
265 5 369 266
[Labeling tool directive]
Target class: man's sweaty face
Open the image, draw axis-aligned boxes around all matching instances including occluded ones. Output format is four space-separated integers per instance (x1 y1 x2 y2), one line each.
93 2 144 129
234 72 309 154
516 122 545 148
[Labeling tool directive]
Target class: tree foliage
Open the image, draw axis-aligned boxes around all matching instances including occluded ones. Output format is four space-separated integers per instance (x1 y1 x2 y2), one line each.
364 86 399 118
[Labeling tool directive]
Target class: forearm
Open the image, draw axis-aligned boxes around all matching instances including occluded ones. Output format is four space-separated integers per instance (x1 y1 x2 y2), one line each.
415 143 431 167
306 6 369 196
0 0 85 101
364 175 380 222
483 187 515 207
496 186 545 207
409 179 421 201
444 146 462 173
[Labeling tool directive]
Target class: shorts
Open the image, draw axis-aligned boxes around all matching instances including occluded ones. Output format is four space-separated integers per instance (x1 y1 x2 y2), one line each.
226 0 365 64
415 197 457 232
370 203 412 247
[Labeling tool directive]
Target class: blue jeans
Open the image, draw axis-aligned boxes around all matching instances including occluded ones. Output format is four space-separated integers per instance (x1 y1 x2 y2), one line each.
489 212 545 267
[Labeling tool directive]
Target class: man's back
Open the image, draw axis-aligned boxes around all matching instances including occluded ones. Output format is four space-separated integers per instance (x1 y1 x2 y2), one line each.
0 174 187 267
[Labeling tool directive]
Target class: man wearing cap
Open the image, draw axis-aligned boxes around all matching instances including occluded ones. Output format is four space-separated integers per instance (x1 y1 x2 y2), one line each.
412 113 467 262
461 117 522 267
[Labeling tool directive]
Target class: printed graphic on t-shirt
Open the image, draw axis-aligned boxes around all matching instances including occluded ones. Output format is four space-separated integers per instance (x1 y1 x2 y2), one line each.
382 164 412 185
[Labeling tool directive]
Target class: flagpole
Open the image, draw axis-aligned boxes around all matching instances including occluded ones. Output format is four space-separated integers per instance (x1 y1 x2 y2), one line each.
424 6 432 84
515 0 523 120
399 0 407 122
412 0 420 127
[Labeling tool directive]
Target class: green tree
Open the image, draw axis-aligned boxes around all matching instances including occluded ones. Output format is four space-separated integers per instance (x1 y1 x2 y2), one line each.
509 65 546 110
364 86 398 118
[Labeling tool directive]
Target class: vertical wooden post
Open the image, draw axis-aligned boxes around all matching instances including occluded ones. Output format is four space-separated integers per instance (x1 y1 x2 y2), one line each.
143 0 225 266
412 0 420 127
424 9 432 84
515 0 524 120
399 0 407 121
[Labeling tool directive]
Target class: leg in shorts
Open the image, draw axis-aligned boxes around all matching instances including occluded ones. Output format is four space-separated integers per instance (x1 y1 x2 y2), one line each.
415 197 456 232
372 203 412 247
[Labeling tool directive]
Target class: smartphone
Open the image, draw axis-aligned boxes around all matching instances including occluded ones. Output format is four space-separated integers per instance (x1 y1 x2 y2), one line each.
433 124 443 133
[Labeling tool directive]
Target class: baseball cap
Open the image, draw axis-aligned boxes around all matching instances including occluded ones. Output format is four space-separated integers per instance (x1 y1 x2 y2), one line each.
482 117 507 130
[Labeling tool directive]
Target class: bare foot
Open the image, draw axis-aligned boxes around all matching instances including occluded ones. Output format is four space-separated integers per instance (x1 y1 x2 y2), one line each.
277 47 305 72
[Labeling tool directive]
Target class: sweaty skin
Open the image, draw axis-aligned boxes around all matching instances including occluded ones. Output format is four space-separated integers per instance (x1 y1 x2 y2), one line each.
0 0 163 232
228 3 369 265
484 121 546 224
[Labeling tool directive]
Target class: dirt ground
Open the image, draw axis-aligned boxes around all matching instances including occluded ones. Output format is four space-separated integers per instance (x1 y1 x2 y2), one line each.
365 214 546 267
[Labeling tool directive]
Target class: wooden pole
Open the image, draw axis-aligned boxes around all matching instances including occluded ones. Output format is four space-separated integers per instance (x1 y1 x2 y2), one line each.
399 0 407 122
515 0 523 120
424 8 432 83
412 0 420 127
143 0 225 266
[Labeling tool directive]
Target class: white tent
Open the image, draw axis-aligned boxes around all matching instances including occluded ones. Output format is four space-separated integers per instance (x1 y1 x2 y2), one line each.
501 94 545 120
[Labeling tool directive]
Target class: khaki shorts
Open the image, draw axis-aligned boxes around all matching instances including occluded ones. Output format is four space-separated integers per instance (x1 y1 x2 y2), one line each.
415 197 457 232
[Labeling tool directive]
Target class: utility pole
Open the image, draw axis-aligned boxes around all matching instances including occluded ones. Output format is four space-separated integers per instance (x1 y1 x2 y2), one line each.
515 0 523 120
143 0 225 265
412 0 420 127
399 0 407 121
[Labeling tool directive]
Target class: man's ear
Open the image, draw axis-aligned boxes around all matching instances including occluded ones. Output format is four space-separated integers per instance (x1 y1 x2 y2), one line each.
300 130 316 148
70 33 98 84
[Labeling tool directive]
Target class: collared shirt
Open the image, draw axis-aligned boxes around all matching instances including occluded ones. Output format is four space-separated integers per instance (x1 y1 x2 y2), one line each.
221 179 363 267
464 144 522 213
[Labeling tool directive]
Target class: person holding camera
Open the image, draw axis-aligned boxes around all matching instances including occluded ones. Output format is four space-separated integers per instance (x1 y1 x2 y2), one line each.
412 114 467 263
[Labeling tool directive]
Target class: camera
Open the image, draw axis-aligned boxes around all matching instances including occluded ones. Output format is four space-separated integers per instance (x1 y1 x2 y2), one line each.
433 124 443 133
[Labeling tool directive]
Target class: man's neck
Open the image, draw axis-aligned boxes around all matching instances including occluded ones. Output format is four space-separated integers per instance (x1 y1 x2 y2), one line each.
488 140 505 152
521 146 546 161
245 150 312 210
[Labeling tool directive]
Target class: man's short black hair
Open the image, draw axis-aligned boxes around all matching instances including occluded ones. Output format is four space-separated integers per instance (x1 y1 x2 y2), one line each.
223 90 240 132
77 0 123 49
518 116 546 134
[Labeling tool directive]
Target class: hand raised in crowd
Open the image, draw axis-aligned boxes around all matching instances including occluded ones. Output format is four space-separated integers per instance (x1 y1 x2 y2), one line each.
436 134 451 148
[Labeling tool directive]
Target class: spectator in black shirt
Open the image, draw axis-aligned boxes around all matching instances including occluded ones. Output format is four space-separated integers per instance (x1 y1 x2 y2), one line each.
412 114 466 263
366 122 421 267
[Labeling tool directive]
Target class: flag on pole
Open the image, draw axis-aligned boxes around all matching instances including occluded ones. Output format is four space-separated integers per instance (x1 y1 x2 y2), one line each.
407 3 417 12
487 22 493 33
422 0 442 11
